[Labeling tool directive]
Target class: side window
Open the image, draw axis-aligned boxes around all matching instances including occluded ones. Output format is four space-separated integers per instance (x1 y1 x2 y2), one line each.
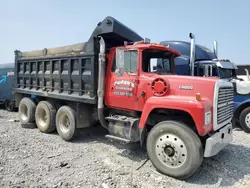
156 58 171 73
162 59 170 72
124 51 138 73
112 51 138 73
150 58 157 72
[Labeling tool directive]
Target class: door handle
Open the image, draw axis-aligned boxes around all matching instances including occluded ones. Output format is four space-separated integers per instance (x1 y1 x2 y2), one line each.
135 91 146 101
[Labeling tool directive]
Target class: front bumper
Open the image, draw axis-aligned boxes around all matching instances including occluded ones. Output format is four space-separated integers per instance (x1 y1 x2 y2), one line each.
204 123 233 157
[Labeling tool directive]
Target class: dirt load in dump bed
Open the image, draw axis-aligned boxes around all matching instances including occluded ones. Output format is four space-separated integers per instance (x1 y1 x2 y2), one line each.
18 16 144 59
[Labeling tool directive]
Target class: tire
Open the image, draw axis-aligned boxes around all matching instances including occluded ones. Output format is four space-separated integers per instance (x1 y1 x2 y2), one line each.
5 100 15 112
35 101 56 133
18 98 36 125
56 106 77 141
239 107 250 133
21 122 37 129
146 120 203 180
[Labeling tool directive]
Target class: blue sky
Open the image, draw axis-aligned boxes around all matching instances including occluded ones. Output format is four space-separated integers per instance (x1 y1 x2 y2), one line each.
1 0 250 64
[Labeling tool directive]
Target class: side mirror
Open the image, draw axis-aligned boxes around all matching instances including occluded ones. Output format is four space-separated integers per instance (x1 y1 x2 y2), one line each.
115 48 125 77
153 66 157 71
115 68 125 77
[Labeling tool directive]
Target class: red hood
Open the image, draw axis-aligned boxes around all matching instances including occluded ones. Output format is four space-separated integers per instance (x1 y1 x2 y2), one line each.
143 75 218 101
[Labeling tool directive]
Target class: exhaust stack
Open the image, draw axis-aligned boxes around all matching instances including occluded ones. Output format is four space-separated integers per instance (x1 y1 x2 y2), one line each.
189 33 195 76
97 36 108 129
245 69 250 81
213 41 218 58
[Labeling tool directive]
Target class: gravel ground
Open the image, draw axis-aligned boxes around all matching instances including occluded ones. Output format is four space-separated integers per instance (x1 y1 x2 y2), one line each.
0 108 250 188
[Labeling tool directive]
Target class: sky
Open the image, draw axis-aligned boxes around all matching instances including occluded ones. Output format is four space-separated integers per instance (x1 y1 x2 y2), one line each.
1 0 250 65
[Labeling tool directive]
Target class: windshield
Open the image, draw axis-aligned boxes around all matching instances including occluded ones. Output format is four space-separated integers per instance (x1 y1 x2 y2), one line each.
196 45 217 60
142 49 174 74
218 67 235 79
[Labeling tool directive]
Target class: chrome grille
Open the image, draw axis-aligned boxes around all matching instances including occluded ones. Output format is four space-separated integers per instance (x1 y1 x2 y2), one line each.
217 87 234 124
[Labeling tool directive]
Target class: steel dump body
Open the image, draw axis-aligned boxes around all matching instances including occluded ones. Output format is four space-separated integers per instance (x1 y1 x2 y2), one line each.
14 16 143 104
0 63 15 102
15 53 98 104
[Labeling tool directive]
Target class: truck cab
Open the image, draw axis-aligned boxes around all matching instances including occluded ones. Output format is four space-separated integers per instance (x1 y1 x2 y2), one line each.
103 39 234 178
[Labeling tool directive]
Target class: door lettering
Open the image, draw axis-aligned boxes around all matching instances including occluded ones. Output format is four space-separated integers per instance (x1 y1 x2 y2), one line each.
113 80 135 97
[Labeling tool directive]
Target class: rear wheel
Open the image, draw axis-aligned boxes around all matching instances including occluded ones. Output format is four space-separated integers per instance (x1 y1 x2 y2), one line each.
239 107 250 133
5 100 15 112
146 120 203 180
56 106 77 141
35 101 56 133
19 97 36 126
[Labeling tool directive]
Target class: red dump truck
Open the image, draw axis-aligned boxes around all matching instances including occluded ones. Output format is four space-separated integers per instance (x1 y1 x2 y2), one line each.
14 16 234 179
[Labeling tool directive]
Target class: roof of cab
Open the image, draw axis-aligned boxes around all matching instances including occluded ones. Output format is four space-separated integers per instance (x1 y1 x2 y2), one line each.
111 43 181 56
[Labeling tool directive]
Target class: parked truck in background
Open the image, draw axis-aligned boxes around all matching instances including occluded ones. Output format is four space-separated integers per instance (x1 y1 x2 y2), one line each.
159 34 250 133
14 16 234 179
235 64 250 81
231 65 250 133
159 34 238 79
0 63 16 111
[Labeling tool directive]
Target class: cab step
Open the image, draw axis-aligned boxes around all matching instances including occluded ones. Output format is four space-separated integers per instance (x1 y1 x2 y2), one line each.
105 116 131 123
105 134 131 144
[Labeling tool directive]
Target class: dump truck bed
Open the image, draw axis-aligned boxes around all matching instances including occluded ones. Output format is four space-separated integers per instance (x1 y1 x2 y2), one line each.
14 16 143 104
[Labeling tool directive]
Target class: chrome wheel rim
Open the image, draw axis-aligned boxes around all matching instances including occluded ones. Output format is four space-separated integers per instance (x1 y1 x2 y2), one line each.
155 133 188 168
37 108 48 128
245 113 250 128
59 113 70 134
20 104 28 121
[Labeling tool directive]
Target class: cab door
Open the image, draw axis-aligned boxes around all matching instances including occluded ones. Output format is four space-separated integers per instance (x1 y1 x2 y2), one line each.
105 48 139 111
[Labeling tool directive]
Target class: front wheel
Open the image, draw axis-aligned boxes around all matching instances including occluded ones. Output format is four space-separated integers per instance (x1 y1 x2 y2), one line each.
146 120 203 180
239 107 250 133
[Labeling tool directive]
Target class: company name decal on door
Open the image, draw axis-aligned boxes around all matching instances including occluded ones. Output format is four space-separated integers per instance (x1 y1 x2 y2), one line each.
113 80 135 96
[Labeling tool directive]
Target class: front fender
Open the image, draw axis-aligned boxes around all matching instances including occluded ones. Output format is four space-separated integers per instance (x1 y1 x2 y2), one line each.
234 95 250 112
233 97 250 121
138 96 212 137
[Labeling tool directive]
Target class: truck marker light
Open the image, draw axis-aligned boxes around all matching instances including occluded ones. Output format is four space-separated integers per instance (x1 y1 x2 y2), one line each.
205 111 212 125
134 41 144 45
196 93 201 101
